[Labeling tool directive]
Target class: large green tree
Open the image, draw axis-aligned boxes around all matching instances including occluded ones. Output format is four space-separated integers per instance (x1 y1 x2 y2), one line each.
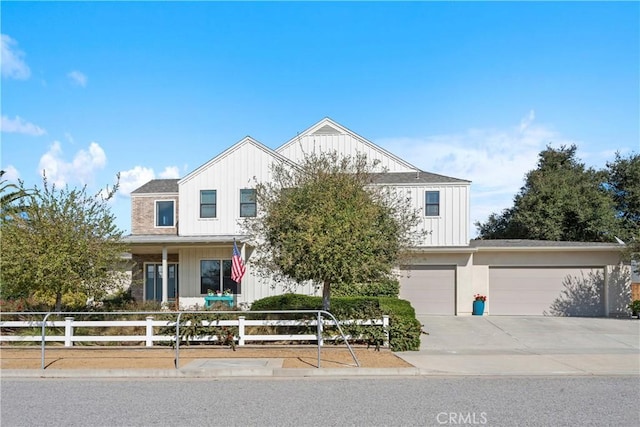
244 152 421 310
1 175 128 310
476 145 619 242
606 152 640 268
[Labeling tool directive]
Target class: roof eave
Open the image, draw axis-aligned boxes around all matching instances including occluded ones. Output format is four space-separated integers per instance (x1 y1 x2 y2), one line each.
475 245 624 252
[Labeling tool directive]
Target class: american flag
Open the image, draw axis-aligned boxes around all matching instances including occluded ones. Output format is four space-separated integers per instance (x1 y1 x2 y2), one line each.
231 240 246 283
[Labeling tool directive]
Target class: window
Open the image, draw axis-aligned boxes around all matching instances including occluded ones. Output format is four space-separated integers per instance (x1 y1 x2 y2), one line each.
156 200 175 226
145 263 178 301
200 190 217 218
200 260 239 294
240 189 257 217
425 191 440 216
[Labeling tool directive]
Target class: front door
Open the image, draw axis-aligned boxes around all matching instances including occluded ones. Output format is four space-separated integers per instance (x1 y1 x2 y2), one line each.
145 263 178 301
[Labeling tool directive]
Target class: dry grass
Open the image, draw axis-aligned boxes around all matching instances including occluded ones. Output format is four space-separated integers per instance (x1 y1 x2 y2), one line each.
0 345 412 369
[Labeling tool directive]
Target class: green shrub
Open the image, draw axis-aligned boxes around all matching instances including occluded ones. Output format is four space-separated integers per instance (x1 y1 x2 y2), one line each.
332 278 400 298
249 293 421 351
378 297 416 318
250 293 323 311
0 297 51 314
101 288 136 311
377 298 421 351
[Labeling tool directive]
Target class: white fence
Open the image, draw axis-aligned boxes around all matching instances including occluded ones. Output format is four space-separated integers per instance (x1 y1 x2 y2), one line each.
0 313 390 348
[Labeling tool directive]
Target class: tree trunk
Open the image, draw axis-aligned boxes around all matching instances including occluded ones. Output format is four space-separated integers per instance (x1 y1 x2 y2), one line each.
322 280 331 312
55 292 62 312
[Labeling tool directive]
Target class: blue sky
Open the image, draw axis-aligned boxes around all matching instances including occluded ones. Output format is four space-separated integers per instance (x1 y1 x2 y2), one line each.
2 1 639 236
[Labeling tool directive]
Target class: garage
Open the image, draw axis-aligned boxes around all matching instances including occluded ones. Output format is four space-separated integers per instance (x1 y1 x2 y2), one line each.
489 267 605 316
400 265 456 315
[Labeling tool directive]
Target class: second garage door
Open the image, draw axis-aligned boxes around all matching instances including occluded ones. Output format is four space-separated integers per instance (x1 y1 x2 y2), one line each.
400 265 456 315
489 267 605 316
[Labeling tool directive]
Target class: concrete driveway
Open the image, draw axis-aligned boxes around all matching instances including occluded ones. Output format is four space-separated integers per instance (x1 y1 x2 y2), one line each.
394 316 640 376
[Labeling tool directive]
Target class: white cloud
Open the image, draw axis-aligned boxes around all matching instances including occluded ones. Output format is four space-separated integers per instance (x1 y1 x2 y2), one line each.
377 111 578 236
2 165 20 182
159 166 180 179
38 141 107 187
118 165 181 196
118 166 156 195
1 115 46 136
1 34 30 80
67 70 87 87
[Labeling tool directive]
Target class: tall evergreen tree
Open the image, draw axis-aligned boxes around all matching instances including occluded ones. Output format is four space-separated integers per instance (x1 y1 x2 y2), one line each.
476 145 619 241
606 152 640 268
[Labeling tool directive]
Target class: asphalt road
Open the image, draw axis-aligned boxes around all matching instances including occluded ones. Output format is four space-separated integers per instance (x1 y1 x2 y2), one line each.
2 376 638 426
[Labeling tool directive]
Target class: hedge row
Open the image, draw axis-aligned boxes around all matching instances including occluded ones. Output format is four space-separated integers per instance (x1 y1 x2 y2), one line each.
249 294 421 351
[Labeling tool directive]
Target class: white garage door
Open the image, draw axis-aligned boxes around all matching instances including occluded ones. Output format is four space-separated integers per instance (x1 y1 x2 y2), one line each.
489 267 605 316
400 266 456 315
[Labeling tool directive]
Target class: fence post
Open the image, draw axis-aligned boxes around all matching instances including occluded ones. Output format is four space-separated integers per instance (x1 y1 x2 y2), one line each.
64 317 74 347
317 312 324 347
238 316 245 346
146 316 154 347
382 315 390 348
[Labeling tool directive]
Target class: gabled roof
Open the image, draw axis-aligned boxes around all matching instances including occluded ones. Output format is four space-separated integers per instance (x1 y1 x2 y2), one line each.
131 119 472 194
276 117 420 171
131 179 179 194
372 171 470 185
179 136 298 185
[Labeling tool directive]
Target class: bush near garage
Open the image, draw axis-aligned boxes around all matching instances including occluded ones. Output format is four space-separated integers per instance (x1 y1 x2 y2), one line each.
331 278 400 298
249 293 421 351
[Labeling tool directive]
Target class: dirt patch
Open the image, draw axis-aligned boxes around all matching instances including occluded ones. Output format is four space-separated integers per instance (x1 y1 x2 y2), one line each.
0 346 413 370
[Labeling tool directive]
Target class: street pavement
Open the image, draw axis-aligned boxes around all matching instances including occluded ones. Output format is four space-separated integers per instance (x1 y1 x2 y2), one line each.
3 316 639 378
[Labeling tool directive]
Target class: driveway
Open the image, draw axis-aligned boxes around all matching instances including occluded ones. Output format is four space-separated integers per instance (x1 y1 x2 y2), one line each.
394 316 640 376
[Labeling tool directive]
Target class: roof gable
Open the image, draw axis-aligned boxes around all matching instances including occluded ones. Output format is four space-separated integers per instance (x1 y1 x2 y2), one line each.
276 117 419 172
178 136 297 185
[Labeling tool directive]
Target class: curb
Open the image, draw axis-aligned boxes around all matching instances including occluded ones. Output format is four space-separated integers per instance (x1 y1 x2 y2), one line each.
1 367 422 379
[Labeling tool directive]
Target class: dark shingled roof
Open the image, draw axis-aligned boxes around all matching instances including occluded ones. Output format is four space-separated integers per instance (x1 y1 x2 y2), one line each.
470 239 621 248
131 179 179 194
131 170 468 195
372 171 470 184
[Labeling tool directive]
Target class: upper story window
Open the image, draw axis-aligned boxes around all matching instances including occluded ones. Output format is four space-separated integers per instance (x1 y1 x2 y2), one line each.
240 189 257 217
200 190 217 218
156 200 175 227
425 191 440 216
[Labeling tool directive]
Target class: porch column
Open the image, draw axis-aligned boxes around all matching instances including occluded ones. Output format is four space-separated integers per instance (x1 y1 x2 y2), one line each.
162 246 168 305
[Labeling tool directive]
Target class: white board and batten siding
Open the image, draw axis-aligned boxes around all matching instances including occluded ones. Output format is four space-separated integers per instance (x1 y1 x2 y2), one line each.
178 247 319 308
277 119 417 173
392 183 469 247
424 184 469 247
178 138 290 236
278 134 415 173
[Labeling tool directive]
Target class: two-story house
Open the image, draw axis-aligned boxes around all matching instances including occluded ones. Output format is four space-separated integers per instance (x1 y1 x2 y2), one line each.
125 118 630 316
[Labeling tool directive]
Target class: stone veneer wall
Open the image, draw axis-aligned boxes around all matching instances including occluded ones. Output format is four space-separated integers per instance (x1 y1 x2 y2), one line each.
131 195 179 235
